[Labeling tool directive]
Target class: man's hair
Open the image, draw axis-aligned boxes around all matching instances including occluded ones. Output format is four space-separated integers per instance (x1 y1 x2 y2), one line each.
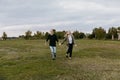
52 29 56 33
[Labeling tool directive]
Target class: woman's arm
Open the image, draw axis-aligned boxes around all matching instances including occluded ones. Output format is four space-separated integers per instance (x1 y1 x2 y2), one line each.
61 37 67 44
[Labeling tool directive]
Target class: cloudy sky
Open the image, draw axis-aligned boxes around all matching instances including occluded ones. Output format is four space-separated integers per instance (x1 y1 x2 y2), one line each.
0 0 120 37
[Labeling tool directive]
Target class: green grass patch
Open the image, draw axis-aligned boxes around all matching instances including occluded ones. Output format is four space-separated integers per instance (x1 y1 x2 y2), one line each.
0 40 120 80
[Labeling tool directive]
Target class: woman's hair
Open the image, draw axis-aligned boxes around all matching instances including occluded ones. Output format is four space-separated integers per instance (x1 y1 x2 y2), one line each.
52 29 56 33
67 31 71 35
50 29 56 35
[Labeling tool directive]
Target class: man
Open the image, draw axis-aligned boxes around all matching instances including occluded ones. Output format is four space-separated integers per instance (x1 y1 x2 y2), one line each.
46 29 58 60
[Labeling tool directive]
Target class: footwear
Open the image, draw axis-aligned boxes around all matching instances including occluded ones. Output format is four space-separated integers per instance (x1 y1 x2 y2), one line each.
66 54 68 58
69 57 72 60
52 58 55 60
54 54 56 58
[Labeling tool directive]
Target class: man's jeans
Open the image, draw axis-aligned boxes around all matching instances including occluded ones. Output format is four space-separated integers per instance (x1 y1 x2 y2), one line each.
50 46 56 59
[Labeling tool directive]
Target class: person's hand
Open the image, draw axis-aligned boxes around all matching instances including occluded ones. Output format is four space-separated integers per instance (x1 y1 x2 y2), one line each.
59 43 61 46
74 44 77 47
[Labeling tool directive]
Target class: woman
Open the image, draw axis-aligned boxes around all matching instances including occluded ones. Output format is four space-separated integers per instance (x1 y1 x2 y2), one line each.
61 31 75 59
46 29 58 60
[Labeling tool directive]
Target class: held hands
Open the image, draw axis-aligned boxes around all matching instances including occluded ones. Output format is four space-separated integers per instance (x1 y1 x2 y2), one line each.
59 42 61 46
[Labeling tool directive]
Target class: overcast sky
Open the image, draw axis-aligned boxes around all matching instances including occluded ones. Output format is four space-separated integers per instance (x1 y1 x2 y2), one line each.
0 0 120 37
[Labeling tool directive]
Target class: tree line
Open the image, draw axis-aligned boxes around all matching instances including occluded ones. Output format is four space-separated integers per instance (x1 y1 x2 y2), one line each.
19 30 86 40
1 26 120 40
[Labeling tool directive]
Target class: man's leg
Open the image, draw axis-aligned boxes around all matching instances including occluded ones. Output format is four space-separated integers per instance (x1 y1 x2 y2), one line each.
50 46 55 60
53 47 56 58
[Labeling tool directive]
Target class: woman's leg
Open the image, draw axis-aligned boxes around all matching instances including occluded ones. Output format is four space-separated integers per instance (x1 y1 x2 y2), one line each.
69 44 73 58
66 44 70 57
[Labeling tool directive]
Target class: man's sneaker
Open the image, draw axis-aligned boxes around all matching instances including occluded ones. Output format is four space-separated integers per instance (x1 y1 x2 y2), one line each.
54 54 56 58
52 58 55 60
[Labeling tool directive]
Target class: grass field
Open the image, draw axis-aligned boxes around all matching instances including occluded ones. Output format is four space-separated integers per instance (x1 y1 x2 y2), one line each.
0 39 120 80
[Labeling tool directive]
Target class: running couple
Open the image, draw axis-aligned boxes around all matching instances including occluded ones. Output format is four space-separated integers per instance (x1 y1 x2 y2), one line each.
46 29 75 60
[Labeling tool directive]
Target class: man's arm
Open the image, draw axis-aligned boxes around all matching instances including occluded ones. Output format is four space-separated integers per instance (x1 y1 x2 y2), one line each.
46 35 50 42
56 35 59 42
